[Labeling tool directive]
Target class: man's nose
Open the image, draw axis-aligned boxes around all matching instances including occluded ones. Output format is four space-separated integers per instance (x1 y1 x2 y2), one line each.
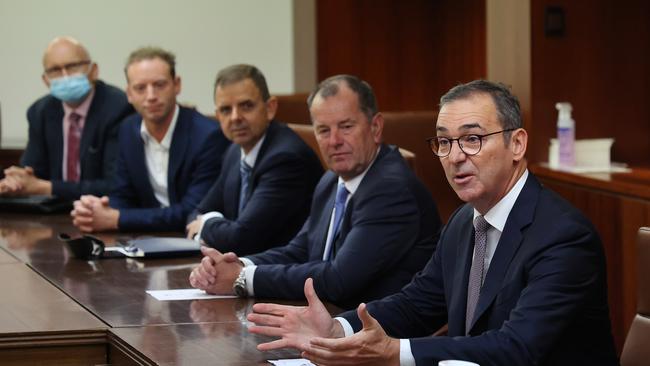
447 140 467 163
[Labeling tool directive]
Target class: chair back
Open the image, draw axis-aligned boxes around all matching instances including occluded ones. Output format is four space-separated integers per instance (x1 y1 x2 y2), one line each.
621 227 650 366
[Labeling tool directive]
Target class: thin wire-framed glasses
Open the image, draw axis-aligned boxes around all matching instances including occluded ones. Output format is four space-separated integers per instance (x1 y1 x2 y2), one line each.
426 129 516 157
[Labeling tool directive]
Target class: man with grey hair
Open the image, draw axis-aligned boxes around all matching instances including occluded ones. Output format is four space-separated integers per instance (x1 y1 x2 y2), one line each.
0 36 133 200
71 47 229 232
247 80 618 366
189 74 441 309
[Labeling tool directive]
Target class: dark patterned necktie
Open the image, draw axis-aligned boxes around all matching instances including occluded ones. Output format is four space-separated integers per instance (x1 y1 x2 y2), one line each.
238 161 252 213
466 215 489 334
324 182 349 260
66 112 82 182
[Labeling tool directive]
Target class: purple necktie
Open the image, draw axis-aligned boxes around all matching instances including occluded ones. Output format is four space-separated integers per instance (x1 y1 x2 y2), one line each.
466 215 489 334
66 112 82 182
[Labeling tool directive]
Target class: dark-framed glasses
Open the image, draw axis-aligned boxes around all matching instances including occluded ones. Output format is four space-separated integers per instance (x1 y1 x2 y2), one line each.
426 128 516 157
44 60 91 79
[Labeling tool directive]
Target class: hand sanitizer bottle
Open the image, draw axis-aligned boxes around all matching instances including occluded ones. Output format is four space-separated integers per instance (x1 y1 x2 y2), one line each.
555 102 575 169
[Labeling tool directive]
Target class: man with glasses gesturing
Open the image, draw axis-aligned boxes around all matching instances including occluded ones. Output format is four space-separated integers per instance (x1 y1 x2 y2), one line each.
0 36 133 200
246 80 618 366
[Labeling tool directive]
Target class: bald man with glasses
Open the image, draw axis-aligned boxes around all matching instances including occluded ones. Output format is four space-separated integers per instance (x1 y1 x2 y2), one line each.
0 36 133 200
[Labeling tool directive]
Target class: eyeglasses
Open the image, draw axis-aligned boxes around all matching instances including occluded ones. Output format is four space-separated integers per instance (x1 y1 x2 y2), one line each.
426 129 516 157
44 60 91 78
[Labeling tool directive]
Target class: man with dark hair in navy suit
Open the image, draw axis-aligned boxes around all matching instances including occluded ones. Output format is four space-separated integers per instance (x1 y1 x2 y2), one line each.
70 47 229 232
189 75 441 309
246 80 618 366
0 36 133 200
185 64 323 256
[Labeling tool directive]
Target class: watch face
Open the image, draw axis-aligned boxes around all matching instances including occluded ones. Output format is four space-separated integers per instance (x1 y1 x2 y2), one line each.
234 284 247 298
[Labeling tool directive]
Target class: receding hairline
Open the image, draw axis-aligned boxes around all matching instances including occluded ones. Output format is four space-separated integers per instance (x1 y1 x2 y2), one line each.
42 36 90 67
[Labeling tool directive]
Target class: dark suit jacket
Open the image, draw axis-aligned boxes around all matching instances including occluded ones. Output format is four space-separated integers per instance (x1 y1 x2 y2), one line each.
342 173 618 366
247 144 442 309
196 121 323 256
110 106 230 232
21 80 134 200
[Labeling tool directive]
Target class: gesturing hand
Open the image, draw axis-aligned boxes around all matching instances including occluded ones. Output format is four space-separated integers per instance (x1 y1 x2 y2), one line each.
247 278 343 351
303 302 400 366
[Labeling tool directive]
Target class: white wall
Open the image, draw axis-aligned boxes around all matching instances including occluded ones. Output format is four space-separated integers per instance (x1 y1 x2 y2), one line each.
0 0 316 148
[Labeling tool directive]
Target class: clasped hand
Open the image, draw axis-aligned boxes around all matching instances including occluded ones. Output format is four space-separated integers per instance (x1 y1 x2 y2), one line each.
189 247 242 295
70 195 119 232
0 166 50 196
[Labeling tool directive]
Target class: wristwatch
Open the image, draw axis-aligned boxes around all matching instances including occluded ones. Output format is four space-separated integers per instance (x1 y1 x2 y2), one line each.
232 269 248 297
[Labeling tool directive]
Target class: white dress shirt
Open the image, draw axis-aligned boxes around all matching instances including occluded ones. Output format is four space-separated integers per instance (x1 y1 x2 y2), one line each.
336 169 529 366
139 105 179 207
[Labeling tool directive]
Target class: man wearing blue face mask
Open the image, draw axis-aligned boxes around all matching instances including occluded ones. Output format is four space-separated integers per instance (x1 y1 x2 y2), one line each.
0 36 133 200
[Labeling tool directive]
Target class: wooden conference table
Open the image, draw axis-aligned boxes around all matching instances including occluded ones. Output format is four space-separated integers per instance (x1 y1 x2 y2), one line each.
0 212 321 365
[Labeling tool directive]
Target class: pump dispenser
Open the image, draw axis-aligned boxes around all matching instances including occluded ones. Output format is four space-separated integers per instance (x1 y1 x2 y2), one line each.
555 102 575 168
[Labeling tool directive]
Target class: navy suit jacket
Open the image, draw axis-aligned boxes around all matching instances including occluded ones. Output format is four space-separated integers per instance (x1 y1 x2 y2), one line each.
21 80 134 200
342 173 618 365
110 106 230 232
247 144 442 309
196 121 323 256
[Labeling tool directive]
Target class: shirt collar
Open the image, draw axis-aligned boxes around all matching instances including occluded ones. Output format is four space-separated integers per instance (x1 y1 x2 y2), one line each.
240 134 267 168
62 87 95 119
473 169 529 232
140 105 179 149
338 146 381 196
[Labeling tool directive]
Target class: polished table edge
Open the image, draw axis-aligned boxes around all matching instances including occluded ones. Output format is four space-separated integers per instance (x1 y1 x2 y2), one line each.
108 330 155 366
0 329 107 348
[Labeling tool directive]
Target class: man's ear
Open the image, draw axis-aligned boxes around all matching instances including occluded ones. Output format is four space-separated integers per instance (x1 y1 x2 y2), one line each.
510 128 528 161
370 113 384 143
265 96 278 121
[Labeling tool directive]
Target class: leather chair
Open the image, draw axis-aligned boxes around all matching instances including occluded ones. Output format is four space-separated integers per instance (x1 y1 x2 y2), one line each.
382 111 461 221
274 93 311 124
286 123 416 172
620 227 650 366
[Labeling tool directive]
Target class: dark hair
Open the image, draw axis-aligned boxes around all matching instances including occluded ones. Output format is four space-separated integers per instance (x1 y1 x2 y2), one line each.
307 74 378 122
124 47 176 79
214 64 270 101
440 80 522 141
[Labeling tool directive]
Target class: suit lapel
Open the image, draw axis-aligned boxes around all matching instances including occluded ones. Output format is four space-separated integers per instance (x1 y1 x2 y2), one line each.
130 120 156 203
313 176 337 259
468 174 540 332
79 85 102 165
227 150 243 216
45 105 65 178
167 107 189 202
447 207 475 336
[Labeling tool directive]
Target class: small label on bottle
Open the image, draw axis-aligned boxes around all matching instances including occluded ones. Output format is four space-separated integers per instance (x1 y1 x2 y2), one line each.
558 127 575 168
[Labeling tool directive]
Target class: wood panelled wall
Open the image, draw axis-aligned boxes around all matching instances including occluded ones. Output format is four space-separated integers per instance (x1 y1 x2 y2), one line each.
316 0 486 112
530 0 650 166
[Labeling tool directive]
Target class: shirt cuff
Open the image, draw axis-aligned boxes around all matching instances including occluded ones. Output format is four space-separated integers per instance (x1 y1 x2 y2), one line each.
240 257 255 267
243 265 256 296
196 211 224 242
399 339 416 366
334 317 355 337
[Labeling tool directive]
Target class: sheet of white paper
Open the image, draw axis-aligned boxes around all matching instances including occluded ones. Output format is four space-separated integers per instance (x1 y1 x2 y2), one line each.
146 289 237 301
268 359 315 366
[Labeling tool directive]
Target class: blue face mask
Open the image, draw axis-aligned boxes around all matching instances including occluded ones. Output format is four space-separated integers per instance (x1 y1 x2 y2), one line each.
49 74 92 103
